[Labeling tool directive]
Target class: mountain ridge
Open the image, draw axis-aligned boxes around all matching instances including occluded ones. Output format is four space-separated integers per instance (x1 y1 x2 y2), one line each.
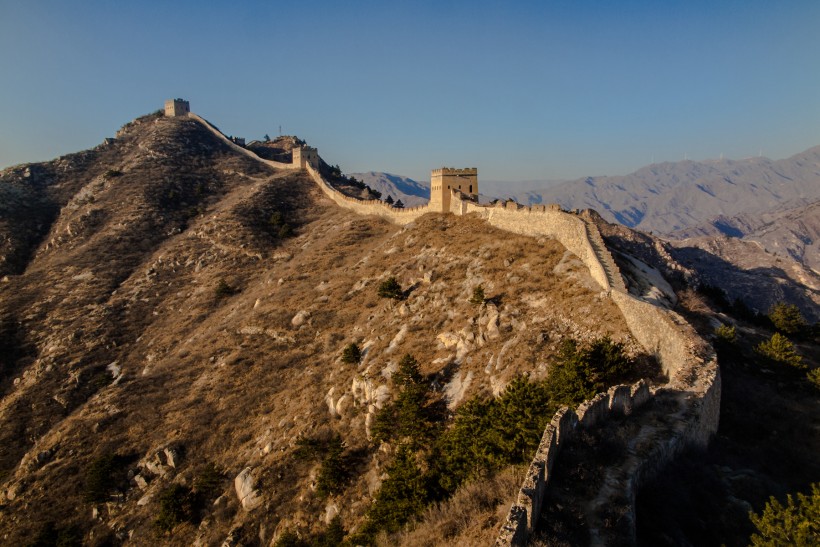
0 112 647 545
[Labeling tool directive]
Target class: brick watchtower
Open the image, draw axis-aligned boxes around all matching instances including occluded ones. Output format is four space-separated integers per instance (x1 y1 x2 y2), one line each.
164 98 190 117
429 167 478 213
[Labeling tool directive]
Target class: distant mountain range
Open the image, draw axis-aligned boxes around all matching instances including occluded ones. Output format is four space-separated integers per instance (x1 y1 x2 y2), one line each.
350 172 430 207
358 146 820 233
356 146 820 278
527 145 820 236
672 200 820 274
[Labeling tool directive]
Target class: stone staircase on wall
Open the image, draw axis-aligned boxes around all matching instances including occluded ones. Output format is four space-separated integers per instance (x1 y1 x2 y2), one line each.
583 219 627 294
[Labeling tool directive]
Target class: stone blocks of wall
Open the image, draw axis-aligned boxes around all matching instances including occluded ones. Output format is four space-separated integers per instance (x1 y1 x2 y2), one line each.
496 379 654 546
576 392 611 429
583 219 627 292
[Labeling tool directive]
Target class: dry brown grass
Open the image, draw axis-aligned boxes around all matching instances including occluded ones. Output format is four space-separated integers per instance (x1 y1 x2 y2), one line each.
379 466 525 547
0 114 643 545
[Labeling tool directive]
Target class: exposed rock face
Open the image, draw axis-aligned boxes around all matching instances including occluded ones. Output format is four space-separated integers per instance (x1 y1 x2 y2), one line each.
291 310 310 327
234 467 262 511
140 446 183 478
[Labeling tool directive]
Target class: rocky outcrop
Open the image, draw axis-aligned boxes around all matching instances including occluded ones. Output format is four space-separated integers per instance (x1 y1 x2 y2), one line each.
234 467 263 511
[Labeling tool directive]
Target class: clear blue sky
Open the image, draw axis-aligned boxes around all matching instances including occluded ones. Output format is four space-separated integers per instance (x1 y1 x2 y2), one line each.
1 0 819 182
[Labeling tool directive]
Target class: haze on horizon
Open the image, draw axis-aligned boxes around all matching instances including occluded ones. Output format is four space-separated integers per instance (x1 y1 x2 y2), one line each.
1 0 819 183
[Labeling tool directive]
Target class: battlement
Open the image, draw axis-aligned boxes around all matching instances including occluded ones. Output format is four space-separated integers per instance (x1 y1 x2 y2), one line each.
164 98 190 117
431 167 478 176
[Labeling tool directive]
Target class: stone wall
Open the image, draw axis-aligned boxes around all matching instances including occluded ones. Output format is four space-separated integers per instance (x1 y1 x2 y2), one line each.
451 194 616 293
430 167 478 213
293 146 319 169
496 380 653 546
305 163 432 225
183 112 720 544
441 196 719 546
495 274 720 545
189 114 298 171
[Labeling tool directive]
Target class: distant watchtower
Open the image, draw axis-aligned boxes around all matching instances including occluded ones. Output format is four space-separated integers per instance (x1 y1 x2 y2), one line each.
429 167 478 213
164 98 190 117
293 145 319 169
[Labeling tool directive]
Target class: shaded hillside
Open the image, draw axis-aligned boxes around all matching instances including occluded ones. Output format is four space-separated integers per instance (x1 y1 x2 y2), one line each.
669 236 820 321
0 114 645 545
633 278 820 547
582 215 820 546
671 199 820 274
588 211 820 324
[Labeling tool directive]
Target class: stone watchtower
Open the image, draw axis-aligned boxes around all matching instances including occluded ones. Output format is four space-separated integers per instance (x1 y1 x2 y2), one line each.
164 98 190 117
429 167 478 213
293 145 319 169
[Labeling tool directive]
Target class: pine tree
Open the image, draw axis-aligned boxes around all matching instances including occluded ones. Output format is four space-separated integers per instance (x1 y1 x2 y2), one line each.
768 303 808 336
365 445 428 533
340 342 362 364
470 285 485 305
749 483 819 546
372 355 433 446
316 435 349 497
756 333 805 370
377 277 403 300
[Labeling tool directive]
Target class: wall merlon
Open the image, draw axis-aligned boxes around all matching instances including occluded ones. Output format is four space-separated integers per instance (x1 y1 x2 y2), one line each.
431 167 478 175
631 380 651 407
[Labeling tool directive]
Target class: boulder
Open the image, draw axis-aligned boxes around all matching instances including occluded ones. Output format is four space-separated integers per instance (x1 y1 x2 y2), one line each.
234 467 263 511
481 303 500 341
291 310 310 327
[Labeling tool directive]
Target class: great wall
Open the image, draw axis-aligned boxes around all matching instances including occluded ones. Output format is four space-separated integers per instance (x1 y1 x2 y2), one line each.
180 104 721 545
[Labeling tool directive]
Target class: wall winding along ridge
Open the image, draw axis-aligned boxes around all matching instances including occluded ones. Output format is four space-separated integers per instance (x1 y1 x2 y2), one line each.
303 175 721 545
188 113 720 545
189 113 298 170
304 163 431 224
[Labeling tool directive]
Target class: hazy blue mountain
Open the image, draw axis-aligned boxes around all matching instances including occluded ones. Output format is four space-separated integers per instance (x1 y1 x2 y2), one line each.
355 146 820 275
349 173 570 208
481 179 568 201
350 171 430 207
528 146 820 235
